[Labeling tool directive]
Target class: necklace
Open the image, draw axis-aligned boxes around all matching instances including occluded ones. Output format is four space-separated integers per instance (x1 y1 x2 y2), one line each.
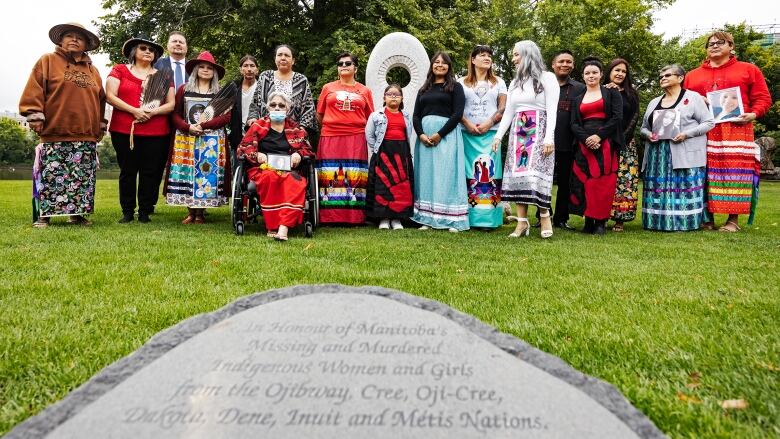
131 64 153 78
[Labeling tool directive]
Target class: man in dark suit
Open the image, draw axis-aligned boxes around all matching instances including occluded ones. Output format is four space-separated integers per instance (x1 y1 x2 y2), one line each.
152 31 188 211
549 50 586 230
154 31 189 92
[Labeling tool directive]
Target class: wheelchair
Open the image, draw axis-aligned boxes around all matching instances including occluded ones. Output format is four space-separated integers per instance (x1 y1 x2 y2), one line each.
231 155 319 237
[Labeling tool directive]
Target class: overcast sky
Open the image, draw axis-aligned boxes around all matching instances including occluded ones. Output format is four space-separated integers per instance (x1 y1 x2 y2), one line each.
2 0 778 112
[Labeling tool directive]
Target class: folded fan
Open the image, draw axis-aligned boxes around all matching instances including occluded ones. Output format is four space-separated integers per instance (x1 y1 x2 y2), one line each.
130 70 173 149
199 82 238 123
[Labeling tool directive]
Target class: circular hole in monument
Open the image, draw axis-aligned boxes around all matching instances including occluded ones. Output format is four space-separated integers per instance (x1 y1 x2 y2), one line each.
386 67 411 88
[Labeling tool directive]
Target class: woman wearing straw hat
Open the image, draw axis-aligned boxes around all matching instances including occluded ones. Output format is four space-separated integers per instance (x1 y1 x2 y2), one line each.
19 23 106 228
164 51 233 224
105 36 175 224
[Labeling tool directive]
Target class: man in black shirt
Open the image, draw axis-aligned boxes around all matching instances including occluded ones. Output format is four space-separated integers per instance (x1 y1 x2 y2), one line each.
550 50 585 230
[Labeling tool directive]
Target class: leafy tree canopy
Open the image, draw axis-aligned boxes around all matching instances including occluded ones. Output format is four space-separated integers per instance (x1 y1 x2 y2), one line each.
95 0 776 134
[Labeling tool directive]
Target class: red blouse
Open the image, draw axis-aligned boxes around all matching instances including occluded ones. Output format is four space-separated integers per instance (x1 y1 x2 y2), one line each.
580 98 606 120
316 81 374 137
108 64 172 136
383 110 407 141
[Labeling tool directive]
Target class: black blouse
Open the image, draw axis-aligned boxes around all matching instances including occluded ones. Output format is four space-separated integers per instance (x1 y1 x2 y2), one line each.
412 82 465 138
619 88 639 140
648 89 686 130
259 128 291 155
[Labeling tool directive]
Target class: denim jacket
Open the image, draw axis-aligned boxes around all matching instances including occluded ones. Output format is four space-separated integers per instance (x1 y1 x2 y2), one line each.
365 109 414 153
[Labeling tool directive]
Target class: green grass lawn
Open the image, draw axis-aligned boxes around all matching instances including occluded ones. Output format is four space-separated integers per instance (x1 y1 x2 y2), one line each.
1 179 778 437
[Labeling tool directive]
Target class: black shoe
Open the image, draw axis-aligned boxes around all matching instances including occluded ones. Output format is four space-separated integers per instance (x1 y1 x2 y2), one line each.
118 213 134 223
554 221 576 231
138 213 151 223
594 221 606 236
582 218 595 234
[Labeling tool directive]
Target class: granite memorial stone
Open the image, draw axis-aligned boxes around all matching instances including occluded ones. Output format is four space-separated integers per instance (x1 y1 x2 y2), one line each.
365 32 430 120
7 285 666 439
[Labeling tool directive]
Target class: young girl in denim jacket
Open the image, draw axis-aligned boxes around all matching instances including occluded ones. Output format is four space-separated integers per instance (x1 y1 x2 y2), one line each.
365 84 415 229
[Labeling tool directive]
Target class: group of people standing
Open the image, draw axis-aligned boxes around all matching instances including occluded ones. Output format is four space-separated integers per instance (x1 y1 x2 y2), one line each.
20 23 771 239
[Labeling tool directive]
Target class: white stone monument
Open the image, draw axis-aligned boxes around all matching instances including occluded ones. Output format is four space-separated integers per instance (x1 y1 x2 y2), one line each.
365 32 430 119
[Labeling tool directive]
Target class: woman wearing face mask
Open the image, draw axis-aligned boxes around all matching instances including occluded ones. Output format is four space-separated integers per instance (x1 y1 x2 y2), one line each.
239 92 314 241
246 44 317 134
683 30 771 232
569 57 624 236
229 55 259 164
316 51 375 225
165 51 232 224
603 58 639 232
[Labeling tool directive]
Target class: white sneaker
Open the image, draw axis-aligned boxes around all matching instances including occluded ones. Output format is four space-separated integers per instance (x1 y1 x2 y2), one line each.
448 227 459 233
419 225 430 230
391 220 403 230
378 219 390 229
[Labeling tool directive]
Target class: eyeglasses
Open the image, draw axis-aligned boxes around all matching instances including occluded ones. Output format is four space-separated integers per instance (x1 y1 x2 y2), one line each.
137 45 154 53
337 61 354 67
268 103 287 109
706 40 727 48
658 73 679 80
384 93 402 98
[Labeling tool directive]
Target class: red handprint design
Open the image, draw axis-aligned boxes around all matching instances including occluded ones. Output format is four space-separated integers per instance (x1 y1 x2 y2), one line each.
375 152 412 213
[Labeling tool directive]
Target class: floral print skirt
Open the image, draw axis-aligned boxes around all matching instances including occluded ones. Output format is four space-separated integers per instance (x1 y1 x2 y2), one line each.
611 142 639 222
35 141 97 218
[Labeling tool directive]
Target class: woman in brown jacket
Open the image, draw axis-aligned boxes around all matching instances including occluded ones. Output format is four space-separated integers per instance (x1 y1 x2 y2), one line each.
19 23 106 227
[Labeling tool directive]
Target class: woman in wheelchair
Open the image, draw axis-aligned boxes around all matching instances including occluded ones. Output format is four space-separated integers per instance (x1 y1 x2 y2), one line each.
238 92 314 241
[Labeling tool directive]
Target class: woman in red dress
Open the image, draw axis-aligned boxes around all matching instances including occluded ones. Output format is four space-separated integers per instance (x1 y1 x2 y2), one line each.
569 57 624 235
239 92 314 241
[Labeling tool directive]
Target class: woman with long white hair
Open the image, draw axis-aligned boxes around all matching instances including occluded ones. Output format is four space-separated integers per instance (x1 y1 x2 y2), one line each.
491 41 559 238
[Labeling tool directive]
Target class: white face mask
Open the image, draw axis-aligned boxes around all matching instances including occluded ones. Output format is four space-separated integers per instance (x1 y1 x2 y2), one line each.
269 110 286 122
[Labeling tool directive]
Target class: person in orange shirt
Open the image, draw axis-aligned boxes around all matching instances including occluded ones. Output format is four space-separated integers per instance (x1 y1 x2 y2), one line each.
316 52 374 225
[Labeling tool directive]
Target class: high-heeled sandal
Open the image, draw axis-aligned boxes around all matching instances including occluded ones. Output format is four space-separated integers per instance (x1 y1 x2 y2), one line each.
507 216 530 237
539 211 553 239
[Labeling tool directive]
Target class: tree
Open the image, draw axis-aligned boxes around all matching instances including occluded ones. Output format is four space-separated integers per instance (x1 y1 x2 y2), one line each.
97 136 118 168
0 118 36 164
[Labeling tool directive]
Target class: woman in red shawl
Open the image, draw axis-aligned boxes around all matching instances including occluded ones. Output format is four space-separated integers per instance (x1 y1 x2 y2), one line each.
238 92 314 241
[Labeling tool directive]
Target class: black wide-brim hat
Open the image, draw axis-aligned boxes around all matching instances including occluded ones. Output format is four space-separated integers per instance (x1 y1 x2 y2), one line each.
121 36 164 61
49 22 100 52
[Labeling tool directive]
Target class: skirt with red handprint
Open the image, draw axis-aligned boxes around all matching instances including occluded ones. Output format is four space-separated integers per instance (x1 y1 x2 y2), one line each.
366 139 414 219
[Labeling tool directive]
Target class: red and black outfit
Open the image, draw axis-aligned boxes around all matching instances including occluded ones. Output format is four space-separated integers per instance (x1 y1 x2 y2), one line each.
683 56 772 223
108 64 172 217
238 118 314 231
366 110 414 219
569 87 624 228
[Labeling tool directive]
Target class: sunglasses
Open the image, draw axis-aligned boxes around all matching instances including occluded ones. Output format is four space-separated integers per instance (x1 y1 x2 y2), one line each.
337 61 354 67
658 73 679 80
706 40 727 48
268 103 287 109
137 45 155 53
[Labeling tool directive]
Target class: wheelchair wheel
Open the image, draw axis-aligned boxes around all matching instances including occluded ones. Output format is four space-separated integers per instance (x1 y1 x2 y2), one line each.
304 221 314 238
310 167 320 227
231 161 245 233
235 221 244 236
